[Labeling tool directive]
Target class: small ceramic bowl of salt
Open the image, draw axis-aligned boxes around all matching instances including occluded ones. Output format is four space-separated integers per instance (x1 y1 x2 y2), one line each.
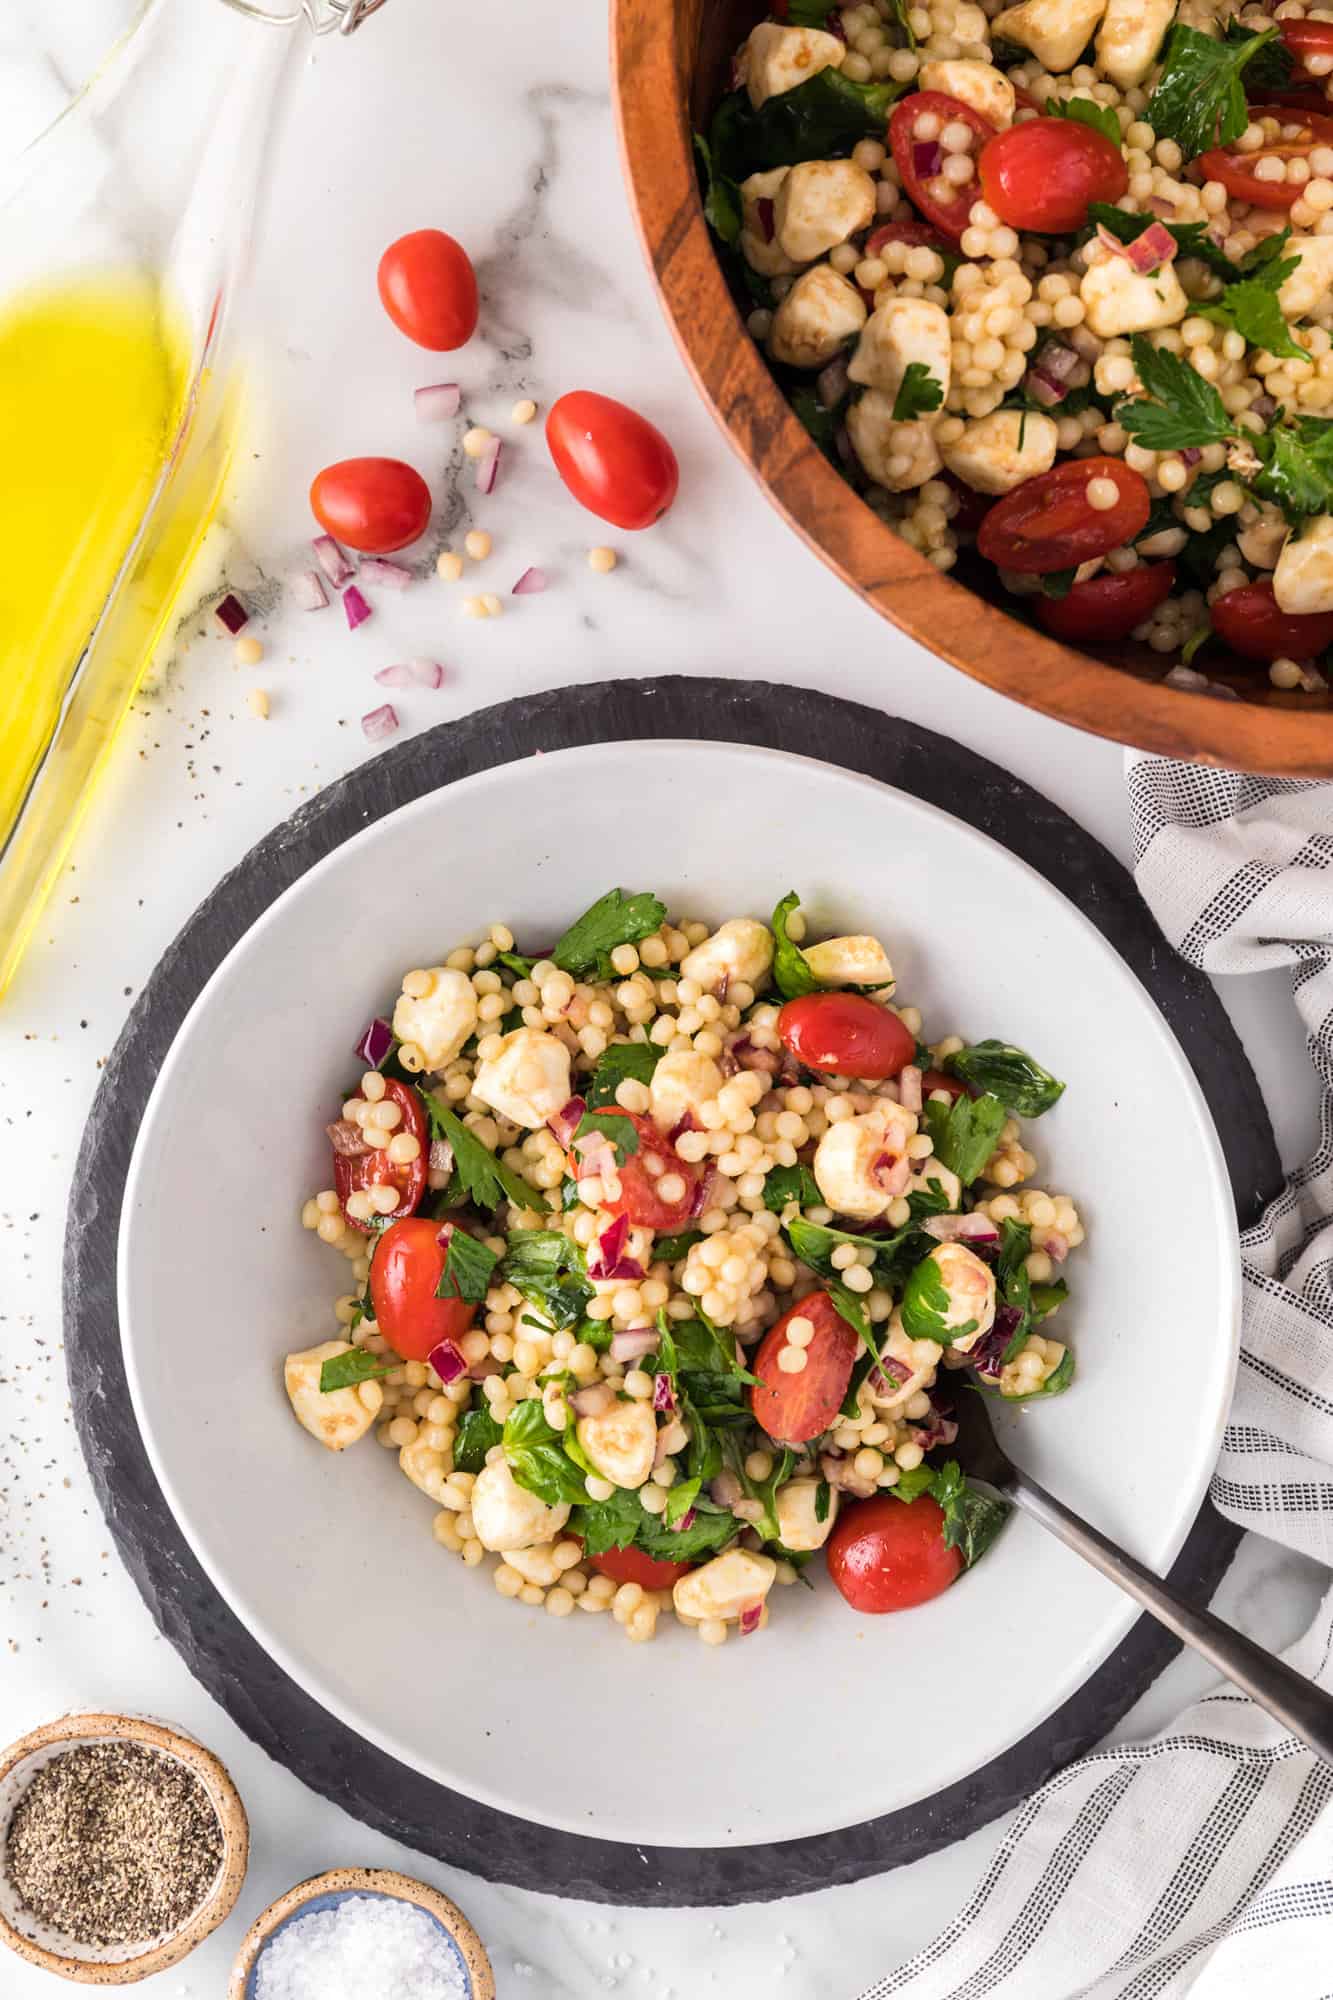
227 1868 494 2000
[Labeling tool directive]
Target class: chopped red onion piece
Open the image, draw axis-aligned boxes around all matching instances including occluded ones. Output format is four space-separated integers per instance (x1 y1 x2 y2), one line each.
361 702 398 742
435 1221 455 1250
292 569 328 612
428 1137 454 1175
326 1119 370 1158
899 1064 923 1114
868 1358 912 1395
1126 220 1177 272
344 585 373 631
710 1471 742 1507
1146 196 1178 217
360 556 414 591
1036 1228 1069 1262
408 657 445 688
1179 446 1203 467
1025 370 1067 408
476 437 502 495
1039 342 1082 384
738 1600 763 1636
548 1097 587 1149
415 382 462 423
668 1507 697 1535
653 1372 676 1414
913 140 943 178
923 1212 1001 1244
427 1337 467 1386
689 1169 713 1220
816 353 850 409
609 1327 660 1362
214 592 249 635
871 1148 910 1195
512 567 549 595
353 1016 394 1067
757 196 776 242
312 534 354 587
595 1213 630 1267
668 1111 697 1147
374 663 414 689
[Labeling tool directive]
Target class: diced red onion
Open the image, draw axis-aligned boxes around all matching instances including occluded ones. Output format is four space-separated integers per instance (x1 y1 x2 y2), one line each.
709 1471 742 1507
326 1119 370 1158
669 1507 697 1535
871 1149 910 1195
816 353 850 409
1025 370 1068 409
913 140 942 178
374 663 414 689
312 534 354 587
361 702 398 742
292 569 328 612
1036 1228 1069 1262
512 567 549 595
408 657 445 688
689 1169 713 1221
570 1383 613 1417
476 437 502 494
1126 220 1177 272
353 1016 394 1067
915 1403 959 1448
360 556 413 591
427 1338 467 1386
547 1097 587 1150
1147 196 1178 218
899 1065 923 1114
827 10 846 38
345 585 373 631
415 382 461 423
214 592 249 635
757 196 775 242
868 1358 912 1396
1251 395 1278 426
609 1327 660 1362
1179 446 1204 467
653 1373 675 1414
1040 343 1082 384
597 1214 630 1268
738 1600 764 1636
428 1137 454 1175
435 1222 455 1251
923 1212 1001 1244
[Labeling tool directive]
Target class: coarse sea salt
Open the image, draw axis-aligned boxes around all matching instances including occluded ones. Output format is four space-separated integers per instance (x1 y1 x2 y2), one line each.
255 1894 469 2000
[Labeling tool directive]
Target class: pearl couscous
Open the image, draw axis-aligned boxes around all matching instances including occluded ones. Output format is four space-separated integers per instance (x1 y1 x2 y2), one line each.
702 3 1333 691
288 888 1083 1640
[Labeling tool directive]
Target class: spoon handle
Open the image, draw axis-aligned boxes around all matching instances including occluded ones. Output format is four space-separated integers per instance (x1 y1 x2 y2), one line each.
1009 1471 1333 1764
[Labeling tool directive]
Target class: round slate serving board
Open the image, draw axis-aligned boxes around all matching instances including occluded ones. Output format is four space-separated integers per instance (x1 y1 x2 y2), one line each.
64 678 1280 1906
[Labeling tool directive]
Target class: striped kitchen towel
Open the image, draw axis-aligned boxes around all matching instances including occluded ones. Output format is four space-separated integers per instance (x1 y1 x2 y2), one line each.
862 759 1333 2000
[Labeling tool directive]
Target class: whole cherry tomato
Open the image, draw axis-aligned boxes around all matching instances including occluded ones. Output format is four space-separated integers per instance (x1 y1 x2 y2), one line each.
750 1292 859 1444
1211 578 1333 661
589 1546 695 1589
377 229 479 351
572 1111 702 1231
978 458 1151 575
889 91 996 243
978 117 1128 234
1035 561 1177 645
368 1216 477 1364
777 992 916 1080
333 1079 427 1231
826 1493 963 1612
545 392 679 530
310 457 431 554
1202 104 1333 211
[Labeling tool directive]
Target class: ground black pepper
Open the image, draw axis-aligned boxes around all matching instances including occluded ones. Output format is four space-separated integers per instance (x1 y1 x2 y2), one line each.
6 1741 223 1946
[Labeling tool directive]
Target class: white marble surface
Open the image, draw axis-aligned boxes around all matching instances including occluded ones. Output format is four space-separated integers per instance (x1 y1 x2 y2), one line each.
0 2 1328 1994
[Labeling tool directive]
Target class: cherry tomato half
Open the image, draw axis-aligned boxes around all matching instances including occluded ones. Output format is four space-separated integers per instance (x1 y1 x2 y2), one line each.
333 1079 427 1232
978 458 1151 575
778 991 916 1080
310 457 432 554
890 91 996 243
921 1068 969 1103
826 1493 963 1612
750 1293 859 1444
589 1546 695 1590
978 117 1128 235
377 229 479 351
368 1216 477 1364
1035 560 1177 646
864 219 950 259
545 391 679 531
1210 578 1333 662
1201 104 1333 212
573 1111 703 1231
1280 20 1333 87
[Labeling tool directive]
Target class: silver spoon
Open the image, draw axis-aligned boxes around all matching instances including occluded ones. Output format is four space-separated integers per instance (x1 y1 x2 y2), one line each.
953 1390 1333 1763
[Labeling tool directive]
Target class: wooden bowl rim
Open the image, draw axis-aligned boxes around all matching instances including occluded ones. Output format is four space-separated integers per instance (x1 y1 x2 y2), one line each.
609 0 1333 775
226 1867 496 2000
0 1711 249 1986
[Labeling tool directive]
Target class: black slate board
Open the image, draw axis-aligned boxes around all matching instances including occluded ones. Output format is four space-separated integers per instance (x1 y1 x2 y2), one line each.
63 679 1280 1906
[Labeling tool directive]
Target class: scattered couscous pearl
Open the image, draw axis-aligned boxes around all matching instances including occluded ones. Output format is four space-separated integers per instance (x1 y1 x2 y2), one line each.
588 546 618 574
462 427 493 459
246 687 270 719
464 529 492 561
234 635 264 666
436 551 464 582
461 596 486 619
481 592 502 618
1270 657 1304 690
511 398 538 425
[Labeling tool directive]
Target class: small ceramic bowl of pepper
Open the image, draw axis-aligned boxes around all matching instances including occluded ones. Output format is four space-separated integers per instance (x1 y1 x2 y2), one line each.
0 1711 249 1986
227 1868 495 2000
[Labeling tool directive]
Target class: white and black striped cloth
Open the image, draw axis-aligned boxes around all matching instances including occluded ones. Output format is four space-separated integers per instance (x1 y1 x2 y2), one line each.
862 758 1333 2000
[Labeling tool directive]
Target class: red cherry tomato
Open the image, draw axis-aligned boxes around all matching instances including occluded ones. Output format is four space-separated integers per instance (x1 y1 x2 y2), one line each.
368 1216 477 1364
978 117 1128 234
1201 105 1333 211
921 1068 969 1103
333 1079 427 1232
573 1112 703 1231
1280 21 1333 85
826 1493 963 1612
942 471 992 535
864 219 950 259
777 992 916 1080
377 229 479 351
1035 561 1177 645
1210 579 1333 662
545 392 679 531
978 458 1151 575
589 1546 695 1590
750 1293 860 1444
310 457 431 554
889 91 997 243
1011 84 1043 115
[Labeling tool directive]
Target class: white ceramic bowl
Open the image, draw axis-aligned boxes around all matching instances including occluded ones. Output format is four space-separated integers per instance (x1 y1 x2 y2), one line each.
118 741 1239 1849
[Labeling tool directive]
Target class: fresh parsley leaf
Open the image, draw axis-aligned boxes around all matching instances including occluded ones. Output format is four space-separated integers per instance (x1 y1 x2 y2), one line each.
503 1398 587 1507
725 1434 794 1544
552 889 667 980
571 1484 643 1555
890 1463 939 1502
771 891 819 1000
453 1404 504 1472
637 1504 739 1563
948 1040 1065 1117
693 130 741 245
499 1230 592 1331
900 1250 975 1346
1118 336 1234 454
922 1091 1007 1186
574 1109 640 1165
763 1162 823 1212
1253 417 1333 518
424 1096 543 1214
435 1226 498 1304
670 1316 758 1382
1222 17 1294 94
665 1475 702 1526
791 389 840 462
826 1280 875 1363
1147 22 1280 160
1036 566 1078 601
584 1039 660 1110
782 0 836 23
494 948 534 979
892 361 944 423
1049 95 1121 146
815 1478 832 1524
709 73 905 178
930 1459 1012 1567
318 1347 395 1393
1197 257 1304 361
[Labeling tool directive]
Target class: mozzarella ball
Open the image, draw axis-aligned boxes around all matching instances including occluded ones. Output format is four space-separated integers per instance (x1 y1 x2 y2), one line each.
775 1476 839 1552
918 58 1015 127
1080 252 1188 339
472 1027 572 1130
775 159 876 264
649 1049 726 1132
1275 514 1333 616
848 298 952 407
907 1154 962 1211
673 1548 777 1622
941 409 1058 496
801 934 895 986
679 917 774 994
813 1100 920 1220
768 265 868 370
1096 0 1177 88
741 22 845 109
392 967 478 1071
740 167 803 278
1277 237 1333 322
903 1242 997 1352
284 1341 382 1451
990 0 1108 73
576 1399 659 1490
471 1459 571 1552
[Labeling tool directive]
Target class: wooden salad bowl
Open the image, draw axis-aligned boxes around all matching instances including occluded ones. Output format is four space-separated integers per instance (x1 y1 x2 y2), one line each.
611 0 1333 774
